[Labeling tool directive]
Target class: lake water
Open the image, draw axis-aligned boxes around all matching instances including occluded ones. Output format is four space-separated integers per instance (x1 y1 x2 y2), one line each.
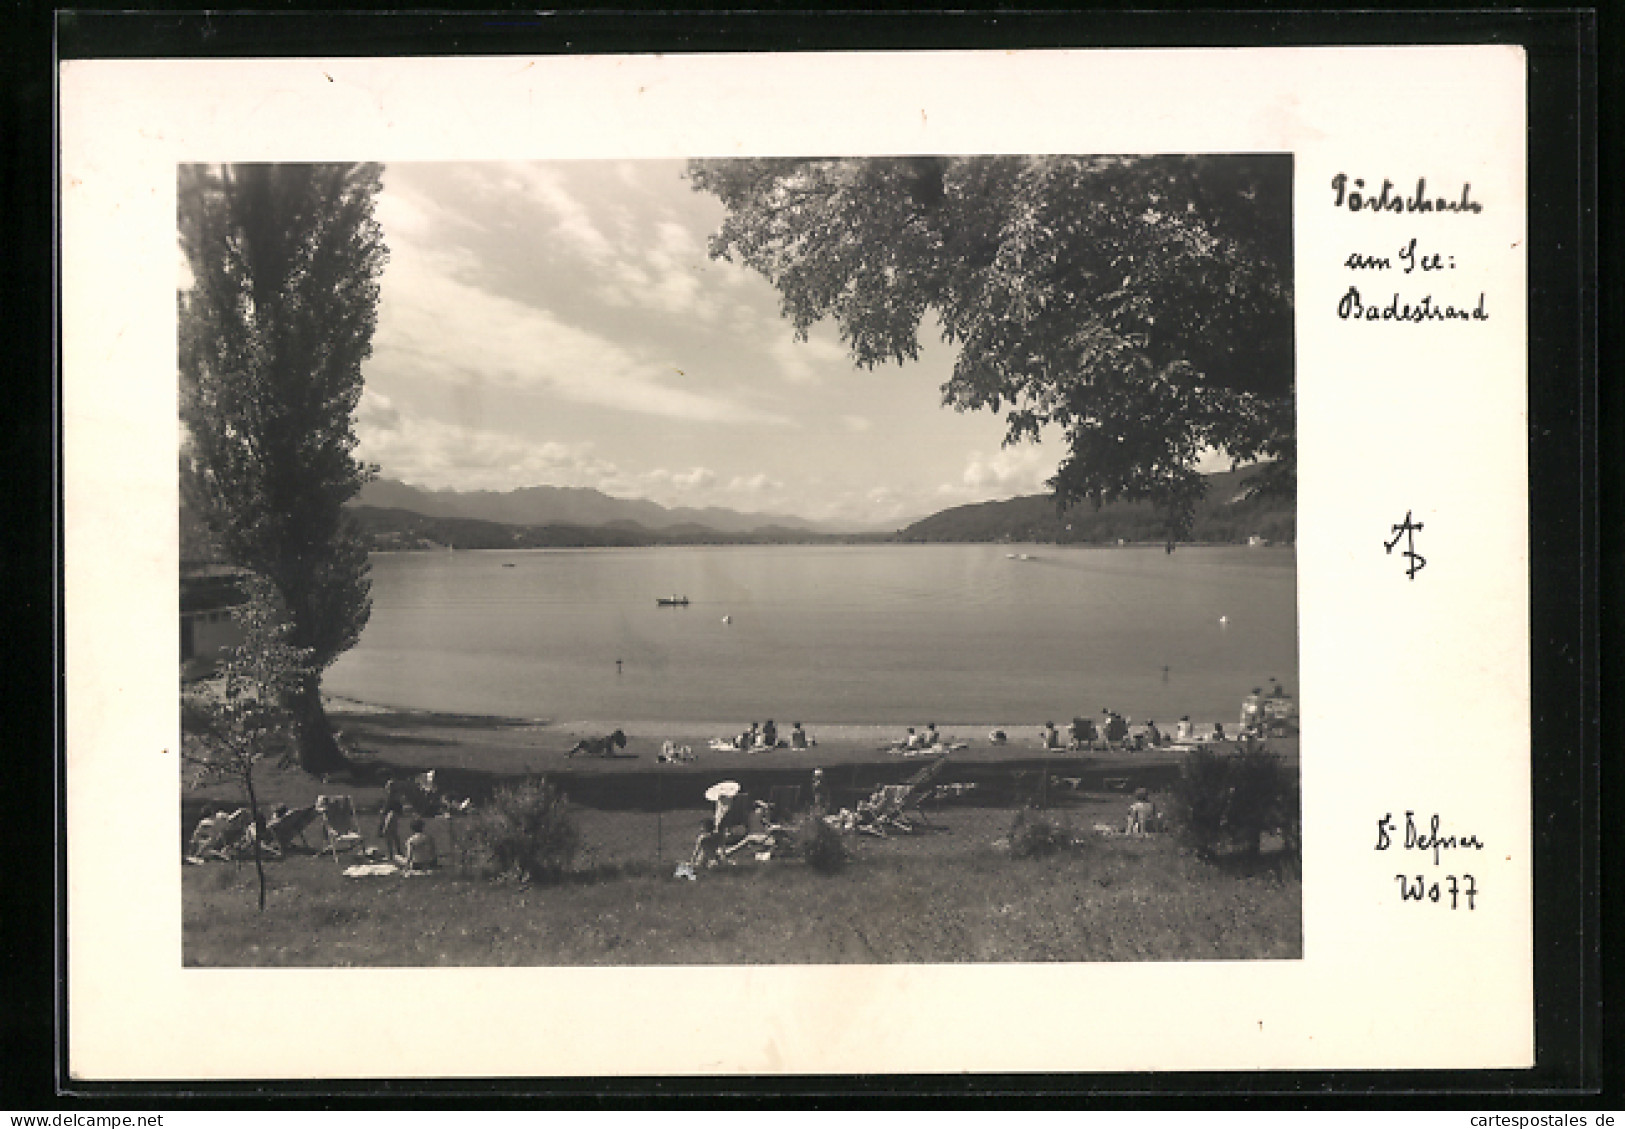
324 544 1298 726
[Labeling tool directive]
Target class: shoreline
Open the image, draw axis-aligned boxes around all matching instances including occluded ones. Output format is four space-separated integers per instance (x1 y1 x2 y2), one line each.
322 693 1257 745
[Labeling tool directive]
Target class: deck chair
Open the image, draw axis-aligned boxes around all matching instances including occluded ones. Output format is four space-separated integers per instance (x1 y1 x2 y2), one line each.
187 808 252 860
266 804 319 853
315 794 364 861
895 755 951 827
864 757 952 835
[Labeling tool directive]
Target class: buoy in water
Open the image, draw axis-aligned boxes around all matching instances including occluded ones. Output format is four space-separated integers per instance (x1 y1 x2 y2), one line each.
1219 615 1229 626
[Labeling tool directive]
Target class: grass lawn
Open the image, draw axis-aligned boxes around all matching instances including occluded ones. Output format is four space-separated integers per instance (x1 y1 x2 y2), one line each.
182 706 1300 966
184 805 1299 966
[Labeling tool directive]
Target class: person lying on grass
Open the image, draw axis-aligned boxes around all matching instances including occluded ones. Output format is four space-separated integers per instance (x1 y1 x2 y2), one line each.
404 818 438 871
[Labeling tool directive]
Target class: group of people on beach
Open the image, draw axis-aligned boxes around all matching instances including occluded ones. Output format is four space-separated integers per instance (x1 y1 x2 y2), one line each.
1035 710 1157 752
727 719 813 751
896 723 941 751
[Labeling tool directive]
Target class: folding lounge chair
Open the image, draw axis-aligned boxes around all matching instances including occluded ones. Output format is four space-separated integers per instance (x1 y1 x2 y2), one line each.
315 794 365 861
863 756 952 835
894 755 951 828
266 804 319 853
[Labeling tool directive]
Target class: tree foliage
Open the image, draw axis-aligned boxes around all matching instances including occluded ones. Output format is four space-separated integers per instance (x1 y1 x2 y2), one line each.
688 155 1294 536
182 579 316 911
179 163 388 773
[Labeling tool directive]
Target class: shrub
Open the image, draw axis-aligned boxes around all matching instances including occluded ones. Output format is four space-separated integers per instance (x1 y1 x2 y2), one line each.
1169 741 1298 861
800 816 848 875
1009 809 1074 859
1169 746 1230 859
464 778 580 883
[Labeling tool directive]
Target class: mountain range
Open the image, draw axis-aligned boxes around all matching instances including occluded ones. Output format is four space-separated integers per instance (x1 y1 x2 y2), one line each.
354 477 854 535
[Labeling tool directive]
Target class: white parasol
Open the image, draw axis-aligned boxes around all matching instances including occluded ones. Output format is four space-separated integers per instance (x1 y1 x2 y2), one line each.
704 781 741 803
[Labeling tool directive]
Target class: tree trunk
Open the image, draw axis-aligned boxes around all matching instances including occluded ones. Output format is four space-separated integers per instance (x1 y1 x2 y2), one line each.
244 770 268 914
288 676 347 776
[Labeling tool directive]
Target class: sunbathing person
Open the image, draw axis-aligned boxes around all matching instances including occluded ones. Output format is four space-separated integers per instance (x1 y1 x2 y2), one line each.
1126 788 1160 835
188 807 250 859
404 818 439 871
691 782 750 867
722 800 793 859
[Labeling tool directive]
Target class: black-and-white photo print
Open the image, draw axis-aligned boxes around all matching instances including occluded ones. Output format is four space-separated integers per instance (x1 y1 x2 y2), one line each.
177 154 1300 966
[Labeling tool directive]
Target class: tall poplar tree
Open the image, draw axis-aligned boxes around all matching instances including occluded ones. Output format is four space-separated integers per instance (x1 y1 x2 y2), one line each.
689 155 1294 541
179 163 388 775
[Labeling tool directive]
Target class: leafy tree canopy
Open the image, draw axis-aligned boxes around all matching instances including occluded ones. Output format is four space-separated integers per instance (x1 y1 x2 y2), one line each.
688 155 1294 535
179 163 388 773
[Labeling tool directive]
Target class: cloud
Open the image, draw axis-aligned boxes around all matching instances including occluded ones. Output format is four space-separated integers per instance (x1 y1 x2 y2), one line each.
959 445 1057 491
841 415 874 432
495 164 615 261
669 466 717 490
371 236 786 426
727 472 782 493
769 333 849 385
355 390 621 491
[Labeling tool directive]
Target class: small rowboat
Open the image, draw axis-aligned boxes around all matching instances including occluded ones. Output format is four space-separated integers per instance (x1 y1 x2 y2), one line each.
656 596 690 607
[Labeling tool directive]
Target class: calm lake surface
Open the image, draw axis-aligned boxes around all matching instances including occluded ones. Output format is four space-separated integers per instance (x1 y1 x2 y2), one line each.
324 544 1298 726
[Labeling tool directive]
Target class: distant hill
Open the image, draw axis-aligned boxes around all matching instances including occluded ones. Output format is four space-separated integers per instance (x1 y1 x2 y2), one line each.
354 477 843 535
898 467 1294 545
348 505 891 552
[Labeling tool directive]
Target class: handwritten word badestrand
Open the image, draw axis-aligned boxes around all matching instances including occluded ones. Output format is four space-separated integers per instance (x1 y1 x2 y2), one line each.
1333 175 1488 324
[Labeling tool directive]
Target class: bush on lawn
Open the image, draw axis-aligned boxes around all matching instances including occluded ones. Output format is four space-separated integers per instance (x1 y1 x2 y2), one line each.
1009 809 1074 859
465 778 580 883
800 816 848 875
1170 741 1298 861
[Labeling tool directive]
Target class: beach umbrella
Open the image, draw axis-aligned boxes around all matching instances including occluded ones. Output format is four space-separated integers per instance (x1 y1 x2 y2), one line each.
704 781 741 803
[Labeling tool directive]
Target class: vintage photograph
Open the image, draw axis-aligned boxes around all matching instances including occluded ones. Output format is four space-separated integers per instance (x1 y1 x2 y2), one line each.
176 154 1299 966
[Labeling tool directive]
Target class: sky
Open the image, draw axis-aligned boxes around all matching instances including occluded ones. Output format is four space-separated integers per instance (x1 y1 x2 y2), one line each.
354 160 1070 530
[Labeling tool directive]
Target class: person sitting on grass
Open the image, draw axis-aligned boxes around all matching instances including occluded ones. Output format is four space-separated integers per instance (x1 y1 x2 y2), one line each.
1069 717 1096 751
1126 788 1160 836
723 800 792 860
923 723 940 748
1144 719 1163 748
692 782 750 867
790 722 809 749
404 818 439 871
1041 721 1062 750
761 719 778 748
